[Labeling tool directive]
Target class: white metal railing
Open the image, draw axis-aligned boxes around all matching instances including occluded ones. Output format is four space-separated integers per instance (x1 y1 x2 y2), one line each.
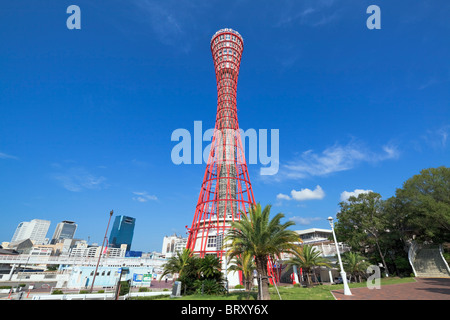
30 291 172 300
123 291 172 299
438 244 450 275
32 292 116 300
279 242 350 260
318 243 351 257
408 241 419 277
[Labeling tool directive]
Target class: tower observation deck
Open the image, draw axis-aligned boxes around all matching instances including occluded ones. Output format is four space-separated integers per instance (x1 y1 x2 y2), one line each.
186 29 256 267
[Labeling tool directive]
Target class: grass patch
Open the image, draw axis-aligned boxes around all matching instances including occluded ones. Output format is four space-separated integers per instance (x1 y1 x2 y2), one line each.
269 277 416 300
132 277 415 300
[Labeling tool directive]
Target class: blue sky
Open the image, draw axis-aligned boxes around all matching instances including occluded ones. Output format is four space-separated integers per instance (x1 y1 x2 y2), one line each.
0 1 449 252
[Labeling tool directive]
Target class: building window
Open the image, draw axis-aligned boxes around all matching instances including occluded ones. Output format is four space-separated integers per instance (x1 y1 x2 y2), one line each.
207 236 216 248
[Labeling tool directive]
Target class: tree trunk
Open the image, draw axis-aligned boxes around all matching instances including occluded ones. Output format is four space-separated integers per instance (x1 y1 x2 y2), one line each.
241 273 251 300
305 269 312 287
255 256 270 300
244 274 251 291
375 238 390 276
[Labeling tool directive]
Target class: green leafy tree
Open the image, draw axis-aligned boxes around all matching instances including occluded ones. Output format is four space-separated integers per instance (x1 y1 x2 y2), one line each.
195 279 226 295
159 248 194 281
341 251 371 283
227 251 255 291
335 192 391 276
382 196 413 276
119 280 130 296
286 244 331 287
394 166 450 243
332 167 450 277
177 256 202 295
224 203 299 300
160 249 226 295
198 254 222 281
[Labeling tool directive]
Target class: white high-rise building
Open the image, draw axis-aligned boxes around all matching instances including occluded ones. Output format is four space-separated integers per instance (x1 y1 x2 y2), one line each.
11 219 51 245
162 233 187 258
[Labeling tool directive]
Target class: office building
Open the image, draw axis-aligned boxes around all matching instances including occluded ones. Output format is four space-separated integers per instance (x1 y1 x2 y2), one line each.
108 215 135 251
51 220 77 244
69 242 127 258
162 233 187 258
11 219 50 245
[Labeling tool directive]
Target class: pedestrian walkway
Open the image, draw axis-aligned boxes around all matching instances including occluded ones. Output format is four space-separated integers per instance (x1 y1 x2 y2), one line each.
332 278 450 300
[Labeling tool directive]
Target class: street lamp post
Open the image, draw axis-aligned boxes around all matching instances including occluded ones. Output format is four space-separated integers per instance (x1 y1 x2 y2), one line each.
90 210 114 293
328 216 351 296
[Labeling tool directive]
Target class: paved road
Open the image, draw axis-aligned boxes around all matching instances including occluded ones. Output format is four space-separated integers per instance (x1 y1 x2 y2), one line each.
332 278 450 300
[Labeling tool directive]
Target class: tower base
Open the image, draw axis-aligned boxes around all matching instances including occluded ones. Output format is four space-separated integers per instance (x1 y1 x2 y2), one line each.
223 258 241 288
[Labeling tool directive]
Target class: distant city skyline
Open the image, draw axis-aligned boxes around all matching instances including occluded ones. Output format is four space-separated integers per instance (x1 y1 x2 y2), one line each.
0 1 449 252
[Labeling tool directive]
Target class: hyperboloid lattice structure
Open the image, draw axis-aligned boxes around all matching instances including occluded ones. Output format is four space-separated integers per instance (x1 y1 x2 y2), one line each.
186 28 256 262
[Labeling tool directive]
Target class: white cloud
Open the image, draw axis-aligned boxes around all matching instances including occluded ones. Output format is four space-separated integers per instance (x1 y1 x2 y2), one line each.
278 185 325 201
276 193 292 201
275 7 316 27
276 140 399 181
131 0 205 53
53 167 107 192
132 191 158 202
275 0 340 28
422 125 450 149
440 128 449 147
0 152 18 160
381 145 399 160
289 216 322 226
291 185 325 201
340 189 373 201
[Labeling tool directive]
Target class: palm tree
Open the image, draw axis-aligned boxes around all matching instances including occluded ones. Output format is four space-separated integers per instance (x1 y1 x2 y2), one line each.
199 254 222 280
341 251 371 283
227 251 255 291
286 244 331 287
159 248 194 281
195 255 226 295
224 203 299 300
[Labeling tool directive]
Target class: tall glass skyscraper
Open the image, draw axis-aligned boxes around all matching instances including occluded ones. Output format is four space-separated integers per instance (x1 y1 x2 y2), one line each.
108 215 135 251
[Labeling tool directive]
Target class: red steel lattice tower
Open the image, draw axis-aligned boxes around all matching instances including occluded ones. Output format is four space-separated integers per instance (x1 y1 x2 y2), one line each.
186 29 256 262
